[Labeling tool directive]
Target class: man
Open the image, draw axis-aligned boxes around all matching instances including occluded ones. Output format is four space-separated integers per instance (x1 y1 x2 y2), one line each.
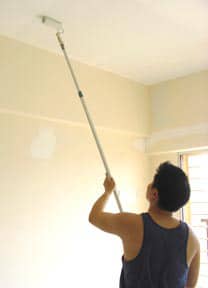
89 162 200 287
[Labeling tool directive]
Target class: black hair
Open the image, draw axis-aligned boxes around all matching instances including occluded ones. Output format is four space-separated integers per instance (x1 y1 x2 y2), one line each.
152 162 190 212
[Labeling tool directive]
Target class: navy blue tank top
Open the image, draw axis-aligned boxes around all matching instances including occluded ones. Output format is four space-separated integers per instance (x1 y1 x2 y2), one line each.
119 213 189 288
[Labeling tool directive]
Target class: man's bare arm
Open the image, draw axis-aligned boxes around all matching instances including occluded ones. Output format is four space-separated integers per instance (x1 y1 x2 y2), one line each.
88 176 138 238
185 244 200 287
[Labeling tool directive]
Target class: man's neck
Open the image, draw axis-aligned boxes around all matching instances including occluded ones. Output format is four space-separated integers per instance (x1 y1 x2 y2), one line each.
148 205 172 217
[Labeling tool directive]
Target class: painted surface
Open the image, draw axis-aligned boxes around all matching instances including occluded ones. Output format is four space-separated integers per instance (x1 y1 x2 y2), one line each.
0 35 150 136
0 36 150 288
0 0 207 83
149 71 208 153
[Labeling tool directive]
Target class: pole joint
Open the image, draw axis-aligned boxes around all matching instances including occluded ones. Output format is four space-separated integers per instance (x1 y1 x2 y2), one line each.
78 91 83 98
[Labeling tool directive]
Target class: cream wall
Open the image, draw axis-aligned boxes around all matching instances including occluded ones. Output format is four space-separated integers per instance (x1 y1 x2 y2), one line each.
0 35 150 288
148 71 208 213
149 71 208 154
0 36 150 135
151 71 208 132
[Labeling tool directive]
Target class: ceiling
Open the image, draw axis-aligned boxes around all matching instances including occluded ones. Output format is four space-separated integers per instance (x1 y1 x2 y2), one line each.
1 0 208 84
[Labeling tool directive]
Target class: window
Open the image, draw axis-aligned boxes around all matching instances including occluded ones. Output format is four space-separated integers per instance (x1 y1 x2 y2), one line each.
181 152 208 288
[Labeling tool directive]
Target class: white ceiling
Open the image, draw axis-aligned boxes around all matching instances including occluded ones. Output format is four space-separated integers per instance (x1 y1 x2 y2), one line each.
1 0 208 84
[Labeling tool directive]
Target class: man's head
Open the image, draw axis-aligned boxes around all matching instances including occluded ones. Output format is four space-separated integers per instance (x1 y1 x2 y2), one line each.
147 162 190 212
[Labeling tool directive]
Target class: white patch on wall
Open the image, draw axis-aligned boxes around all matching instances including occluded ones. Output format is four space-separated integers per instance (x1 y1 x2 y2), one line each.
31 128 56 159
149 122 208 146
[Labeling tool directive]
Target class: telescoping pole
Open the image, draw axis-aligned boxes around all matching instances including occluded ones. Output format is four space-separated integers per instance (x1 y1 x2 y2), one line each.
56 32 123 212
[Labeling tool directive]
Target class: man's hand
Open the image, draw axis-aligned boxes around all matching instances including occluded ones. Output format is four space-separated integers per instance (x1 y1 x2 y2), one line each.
103 175 115 194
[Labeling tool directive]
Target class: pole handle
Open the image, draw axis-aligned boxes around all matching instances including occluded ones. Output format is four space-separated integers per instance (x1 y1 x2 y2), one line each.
56 32 123 212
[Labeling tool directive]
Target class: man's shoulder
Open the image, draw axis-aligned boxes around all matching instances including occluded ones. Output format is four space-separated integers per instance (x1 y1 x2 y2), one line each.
119 212 144 230
118 212 144 240
119 212 143 220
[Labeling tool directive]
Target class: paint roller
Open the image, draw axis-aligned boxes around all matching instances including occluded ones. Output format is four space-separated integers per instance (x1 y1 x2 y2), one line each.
40 15 64 32
40 15 123 212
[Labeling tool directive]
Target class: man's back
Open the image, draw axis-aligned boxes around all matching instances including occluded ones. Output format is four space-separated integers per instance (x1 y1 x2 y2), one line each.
120 212 200 288
89 163 200 287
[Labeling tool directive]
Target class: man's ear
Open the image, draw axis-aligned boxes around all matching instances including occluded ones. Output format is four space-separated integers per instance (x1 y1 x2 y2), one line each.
151 188 158 201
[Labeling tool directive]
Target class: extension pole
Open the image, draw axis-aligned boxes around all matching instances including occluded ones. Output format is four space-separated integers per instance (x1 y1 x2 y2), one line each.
56 32 123 212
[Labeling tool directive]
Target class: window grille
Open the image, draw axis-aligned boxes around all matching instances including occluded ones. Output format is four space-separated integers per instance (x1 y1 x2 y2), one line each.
181 153 208 288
